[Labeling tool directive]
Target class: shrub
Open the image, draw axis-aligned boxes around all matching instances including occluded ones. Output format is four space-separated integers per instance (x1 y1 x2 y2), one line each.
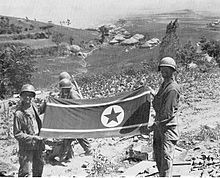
0 45 36 97
176 41 202 69
52 32 64 46
200 39 220 67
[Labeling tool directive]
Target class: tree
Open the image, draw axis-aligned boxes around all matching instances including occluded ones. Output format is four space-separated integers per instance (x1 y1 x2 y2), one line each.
159 19 180 60
0 45 36 97
98 25 109 44
116 19 127 26
66 19 71 26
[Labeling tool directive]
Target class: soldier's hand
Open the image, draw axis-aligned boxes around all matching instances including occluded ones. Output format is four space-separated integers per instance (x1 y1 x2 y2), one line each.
145 86 156 96
140 125 152 135
43 138 53 145
33 135 44 141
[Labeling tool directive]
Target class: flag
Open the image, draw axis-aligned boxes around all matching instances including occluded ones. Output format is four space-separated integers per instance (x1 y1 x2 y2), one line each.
40 87 151 138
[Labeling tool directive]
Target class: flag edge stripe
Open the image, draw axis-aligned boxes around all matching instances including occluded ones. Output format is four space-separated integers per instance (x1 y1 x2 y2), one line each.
47 90 150 108
41 123 148 133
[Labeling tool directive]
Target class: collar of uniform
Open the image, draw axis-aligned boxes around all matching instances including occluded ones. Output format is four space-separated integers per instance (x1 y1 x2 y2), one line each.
162 78 174 89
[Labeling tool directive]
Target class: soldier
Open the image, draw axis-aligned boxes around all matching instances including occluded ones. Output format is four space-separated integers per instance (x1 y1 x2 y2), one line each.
141 57 180 177
60 78 92 159
58 71 82 98
51 73 92 162
13 84 46 177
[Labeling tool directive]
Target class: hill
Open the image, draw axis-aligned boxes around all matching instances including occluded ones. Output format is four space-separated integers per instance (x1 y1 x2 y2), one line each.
0 15 99 48
1 9 220 89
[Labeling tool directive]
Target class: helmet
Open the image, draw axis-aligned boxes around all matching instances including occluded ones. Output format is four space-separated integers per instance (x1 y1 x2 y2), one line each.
59 78 72 89
20 84 36 97
59 71 71 81
158 57 177 71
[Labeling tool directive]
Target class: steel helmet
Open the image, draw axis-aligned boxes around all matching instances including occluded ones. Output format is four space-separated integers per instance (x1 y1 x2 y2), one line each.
59 71 71 81
158 57 177 71
59 78 72 89
20 84 36 97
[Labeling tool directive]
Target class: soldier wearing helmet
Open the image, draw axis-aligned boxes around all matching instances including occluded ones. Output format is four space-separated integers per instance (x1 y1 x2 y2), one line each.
141 57 180 177
13 84 47 177
58 71 82 98
59 71 71 81
50 73 92 163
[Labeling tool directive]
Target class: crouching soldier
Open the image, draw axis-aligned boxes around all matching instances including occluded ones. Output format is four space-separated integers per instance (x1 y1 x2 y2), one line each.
58 78 92 160
13 84 46 177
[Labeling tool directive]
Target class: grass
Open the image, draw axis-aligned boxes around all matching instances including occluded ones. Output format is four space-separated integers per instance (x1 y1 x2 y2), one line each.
0 39 56 49
86 45 159 75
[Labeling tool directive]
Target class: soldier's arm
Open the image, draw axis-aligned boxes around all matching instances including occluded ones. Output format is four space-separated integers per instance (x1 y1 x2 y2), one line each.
38 99 47 114
70 89 82 99
159 89 179 126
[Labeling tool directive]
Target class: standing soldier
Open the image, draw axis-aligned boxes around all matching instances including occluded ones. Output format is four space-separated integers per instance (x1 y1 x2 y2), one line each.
13 84 46 177
141 57 180 177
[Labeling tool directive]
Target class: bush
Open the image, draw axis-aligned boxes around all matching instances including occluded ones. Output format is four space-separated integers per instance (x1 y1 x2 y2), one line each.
200 39 220 67
0 45 36 97
52 32 64 46
176 41 203 69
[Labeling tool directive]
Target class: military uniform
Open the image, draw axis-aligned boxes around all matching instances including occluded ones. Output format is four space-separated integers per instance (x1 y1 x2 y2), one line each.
152 78 180 177
57 85 91 161
13 103 46 177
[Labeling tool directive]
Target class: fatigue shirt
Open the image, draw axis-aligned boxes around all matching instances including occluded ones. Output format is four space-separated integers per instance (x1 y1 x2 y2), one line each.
152 78 180 140
13 103 46 150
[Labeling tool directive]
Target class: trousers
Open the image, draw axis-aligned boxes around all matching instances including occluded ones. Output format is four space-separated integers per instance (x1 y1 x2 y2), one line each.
52 138 91 161
65 138 91 159
153 130 176 177
18 149 44 177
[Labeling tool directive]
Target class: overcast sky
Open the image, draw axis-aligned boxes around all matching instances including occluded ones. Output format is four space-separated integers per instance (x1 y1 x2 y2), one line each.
0 0 220 28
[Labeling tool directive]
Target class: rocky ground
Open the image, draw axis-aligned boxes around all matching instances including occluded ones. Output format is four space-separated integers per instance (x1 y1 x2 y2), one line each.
1 69 220 177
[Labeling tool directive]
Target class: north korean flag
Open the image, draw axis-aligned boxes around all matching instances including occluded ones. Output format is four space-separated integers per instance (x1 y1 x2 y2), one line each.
40 87 151 138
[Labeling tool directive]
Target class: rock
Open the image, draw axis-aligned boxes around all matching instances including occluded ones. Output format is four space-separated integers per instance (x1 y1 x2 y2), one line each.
67 45 81 53
132 136 139 142
127 145 149 161
140 41 153 48
109 39 119 45
132 34 145 40
114 34 125 42
122 160 130 164
81 164 87 168
121 37 139 45
0 160 17 177
117 167 125 173
89 43 95 48
123 160 157 176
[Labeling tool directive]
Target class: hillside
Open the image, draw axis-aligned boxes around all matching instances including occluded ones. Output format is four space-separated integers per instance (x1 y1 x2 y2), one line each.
0 9 220 90
0 15 99 48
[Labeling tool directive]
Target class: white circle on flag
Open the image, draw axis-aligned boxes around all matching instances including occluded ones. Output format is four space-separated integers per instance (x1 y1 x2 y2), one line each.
101 105 124 127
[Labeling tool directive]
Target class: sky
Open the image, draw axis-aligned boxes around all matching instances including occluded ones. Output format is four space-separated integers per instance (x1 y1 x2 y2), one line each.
0 0 220 28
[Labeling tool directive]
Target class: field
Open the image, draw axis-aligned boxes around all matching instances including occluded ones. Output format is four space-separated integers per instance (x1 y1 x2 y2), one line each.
1 9 220 177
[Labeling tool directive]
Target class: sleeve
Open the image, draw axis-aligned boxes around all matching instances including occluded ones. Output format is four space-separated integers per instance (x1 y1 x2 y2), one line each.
13 112 37 147
70 89 82 99
159 90 179 125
